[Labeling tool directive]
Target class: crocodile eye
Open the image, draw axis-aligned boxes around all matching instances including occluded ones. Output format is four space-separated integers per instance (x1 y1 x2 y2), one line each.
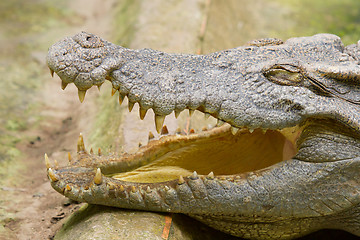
263 65 304 86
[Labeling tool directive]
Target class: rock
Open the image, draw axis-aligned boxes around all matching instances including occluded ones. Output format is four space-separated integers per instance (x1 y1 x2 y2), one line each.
54 204 238 240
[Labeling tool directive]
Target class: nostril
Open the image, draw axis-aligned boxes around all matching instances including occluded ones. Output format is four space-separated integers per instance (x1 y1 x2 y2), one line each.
86 36 92 41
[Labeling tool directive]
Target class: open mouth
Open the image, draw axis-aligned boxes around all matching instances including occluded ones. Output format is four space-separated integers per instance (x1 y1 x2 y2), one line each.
88 110 302 183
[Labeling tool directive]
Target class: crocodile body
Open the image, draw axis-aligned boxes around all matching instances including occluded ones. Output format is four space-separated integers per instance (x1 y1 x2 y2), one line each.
46 32 360 239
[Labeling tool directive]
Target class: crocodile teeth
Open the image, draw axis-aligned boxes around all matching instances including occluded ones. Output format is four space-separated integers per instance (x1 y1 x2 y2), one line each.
207 171 215 179
174 110 182 119
98 148 102 156
155 115 165 134
107 182 115 190
111 88 117 96
204 113 210 119
68 152 72 162
139 107 147 120
146 186 152 193
48 168 59 182
97 84 102 91
54 159 59 170
216 119 225 127
190 171 198 180
178 175 185 185
44 153 51 169
119 94 125 105
78 89 86 103
231 126 239 135
128 101 135 112
131 186 136 193
61 80 68 90
65 184 72 191
161 125 169 135
189 109 194 117
50 68 54 77
249 128 255 133
94 168 102 185
120 185 125 192
148 131 155 141
77 133 86 152
262 128 268 134
89 148 94 154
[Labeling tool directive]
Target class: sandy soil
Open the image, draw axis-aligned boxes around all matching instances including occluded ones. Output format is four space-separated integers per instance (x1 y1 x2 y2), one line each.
0 1 116 239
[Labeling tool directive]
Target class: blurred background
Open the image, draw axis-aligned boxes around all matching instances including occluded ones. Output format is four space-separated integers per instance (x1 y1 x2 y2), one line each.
0 0 359 239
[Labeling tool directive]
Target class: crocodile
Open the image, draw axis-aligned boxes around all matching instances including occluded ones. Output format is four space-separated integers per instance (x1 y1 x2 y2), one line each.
46 32 360 239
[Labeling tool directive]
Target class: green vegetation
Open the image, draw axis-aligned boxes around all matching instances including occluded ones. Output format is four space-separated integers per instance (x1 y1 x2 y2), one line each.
277 0 360 44
112 0 141 47
0 0 72 174
89 0 141 150
0 0 72 37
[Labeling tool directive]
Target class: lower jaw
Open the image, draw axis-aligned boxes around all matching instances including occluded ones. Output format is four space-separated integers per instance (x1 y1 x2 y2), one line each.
110 124 301 183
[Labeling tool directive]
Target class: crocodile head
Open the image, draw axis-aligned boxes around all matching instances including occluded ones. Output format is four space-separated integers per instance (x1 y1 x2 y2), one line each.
46 32 360 239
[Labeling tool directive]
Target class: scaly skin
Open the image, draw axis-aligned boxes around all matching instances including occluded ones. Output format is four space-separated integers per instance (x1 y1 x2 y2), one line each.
46 32 360 239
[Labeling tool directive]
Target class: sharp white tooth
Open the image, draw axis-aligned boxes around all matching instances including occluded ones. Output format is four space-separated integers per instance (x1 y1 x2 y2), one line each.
204 113 210 119
107 182 115 190
190 171 198 180
139 107 147 120
111 88 117 96
98 148 102 156
207 171 215 179
174 110 182 119
189 109 194 117
249 128 255 133
155 115 165 133
146 186 151 193
161 125 169 135
178 175 185 185
54 160 59 169
216 119 225 127
231 126 239 135
94 168 102 185
119 94 125 105
68 152 72 162
148 131 155 141
77 133 86 152
262 128 268 134
44 153 51 169
128 101 135 112
78 89 87 103
48 168 59 182
61 80 68 90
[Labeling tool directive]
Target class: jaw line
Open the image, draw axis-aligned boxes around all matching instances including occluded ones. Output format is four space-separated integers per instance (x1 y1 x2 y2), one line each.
67 123 301 184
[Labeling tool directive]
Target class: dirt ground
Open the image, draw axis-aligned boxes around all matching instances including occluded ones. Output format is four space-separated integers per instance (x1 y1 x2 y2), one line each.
0 1 116 239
